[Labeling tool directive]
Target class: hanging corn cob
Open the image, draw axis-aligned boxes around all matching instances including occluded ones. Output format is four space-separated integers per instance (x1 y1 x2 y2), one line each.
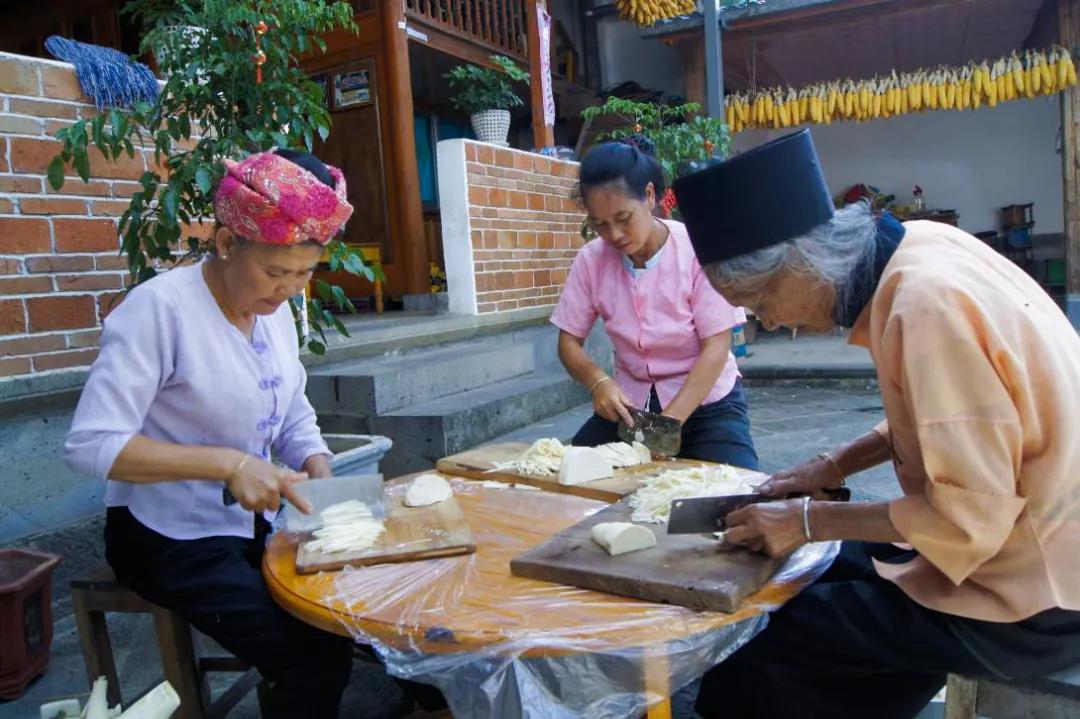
614 0 696 27
724 46 1079 134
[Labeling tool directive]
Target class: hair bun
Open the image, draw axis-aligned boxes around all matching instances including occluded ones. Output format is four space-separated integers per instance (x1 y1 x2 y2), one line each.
618 133 657 159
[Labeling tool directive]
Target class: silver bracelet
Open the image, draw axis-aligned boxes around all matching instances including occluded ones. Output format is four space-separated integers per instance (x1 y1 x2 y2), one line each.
802 496 813 542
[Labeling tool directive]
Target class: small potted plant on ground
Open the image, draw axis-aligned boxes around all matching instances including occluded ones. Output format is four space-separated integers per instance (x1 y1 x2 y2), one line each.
445 55 529 146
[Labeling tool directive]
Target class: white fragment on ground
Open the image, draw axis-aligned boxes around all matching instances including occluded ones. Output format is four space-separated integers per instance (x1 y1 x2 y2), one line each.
628 465 751 524
303 500 385 554
513 483 542 491
480 480 511 489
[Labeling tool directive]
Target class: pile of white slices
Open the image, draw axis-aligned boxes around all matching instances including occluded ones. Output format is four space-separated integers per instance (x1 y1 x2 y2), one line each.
628 464 751 524
490 437 652 486
304 500 386 555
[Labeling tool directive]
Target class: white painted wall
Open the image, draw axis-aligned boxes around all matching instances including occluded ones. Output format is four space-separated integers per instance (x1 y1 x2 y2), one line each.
436 140 478 315
733 97 1065 234
597 16 685 97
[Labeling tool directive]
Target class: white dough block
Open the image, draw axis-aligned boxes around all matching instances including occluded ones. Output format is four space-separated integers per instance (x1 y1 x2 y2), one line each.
558 447 614 486
591 522 657 556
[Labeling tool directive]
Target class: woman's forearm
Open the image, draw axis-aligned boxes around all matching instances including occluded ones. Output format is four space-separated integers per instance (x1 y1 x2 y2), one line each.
826 429 893 479
664 331 731 424
109 434 241 484
809 500 903 543
558 331 607 388
303 453 333 478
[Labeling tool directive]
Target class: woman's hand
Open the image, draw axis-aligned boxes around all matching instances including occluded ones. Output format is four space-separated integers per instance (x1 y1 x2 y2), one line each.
724 499 806 557
592 378 635 426
225 454 312 514
756 455 844 498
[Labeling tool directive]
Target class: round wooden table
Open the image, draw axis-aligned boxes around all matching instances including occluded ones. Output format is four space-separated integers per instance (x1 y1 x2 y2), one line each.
263 476 833 718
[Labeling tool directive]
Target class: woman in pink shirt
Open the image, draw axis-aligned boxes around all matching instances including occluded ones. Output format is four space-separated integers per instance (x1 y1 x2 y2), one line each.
551 138 758 468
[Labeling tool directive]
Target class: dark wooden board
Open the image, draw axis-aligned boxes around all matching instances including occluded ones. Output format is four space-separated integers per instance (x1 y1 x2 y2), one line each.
510 498 784 613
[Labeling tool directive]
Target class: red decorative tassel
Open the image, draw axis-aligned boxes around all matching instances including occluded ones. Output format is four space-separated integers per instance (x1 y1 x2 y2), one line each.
253 20 268 84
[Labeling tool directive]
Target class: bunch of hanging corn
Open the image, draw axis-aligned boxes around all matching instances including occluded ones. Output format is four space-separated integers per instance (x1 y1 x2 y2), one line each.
614 0 696 27
725 46 1078 134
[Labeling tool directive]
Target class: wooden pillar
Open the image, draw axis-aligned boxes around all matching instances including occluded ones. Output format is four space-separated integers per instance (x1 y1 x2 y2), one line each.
527 0 555 148
1061 0 1080 324
677 38 707 112
383 1 430 297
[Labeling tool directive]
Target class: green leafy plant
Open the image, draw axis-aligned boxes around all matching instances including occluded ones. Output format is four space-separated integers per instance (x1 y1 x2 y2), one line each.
578 98 729 238
47 0 379 355
444 54 529 114
580 98 729 182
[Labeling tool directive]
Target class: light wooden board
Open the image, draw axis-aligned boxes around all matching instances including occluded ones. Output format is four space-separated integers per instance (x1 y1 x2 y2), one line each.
295 490 475 574
437 442 768 502
510 498 784 613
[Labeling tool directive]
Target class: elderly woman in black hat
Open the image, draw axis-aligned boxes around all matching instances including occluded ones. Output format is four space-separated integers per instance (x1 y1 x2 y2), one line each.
673 130 1080 718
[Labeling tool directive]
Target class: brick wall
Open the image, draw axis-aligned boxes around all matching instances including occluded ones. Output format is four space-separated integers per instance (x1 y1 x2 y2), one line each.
437 139 584 315
0 52 167 379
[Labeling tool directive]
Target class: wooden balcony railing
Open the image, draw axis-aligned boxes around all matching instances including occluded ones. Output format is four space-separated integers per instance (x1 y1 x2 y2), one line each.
405 0 529 62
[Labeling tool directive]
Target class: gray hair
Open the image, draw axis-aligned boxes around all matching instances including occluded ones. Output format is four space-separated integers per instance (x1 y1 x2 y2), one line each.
703 201 879 312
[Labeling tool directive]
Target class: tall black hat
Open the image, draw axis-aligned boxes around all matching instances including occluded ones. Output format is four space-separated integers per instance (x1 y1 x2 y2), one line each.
673 130 835 265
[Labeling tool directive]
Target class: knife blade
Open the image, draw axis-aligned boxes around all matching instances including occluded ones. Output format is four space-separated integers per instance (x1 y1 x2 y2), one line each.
283 474 386 533
667 494 776 534
617 407 682 457
667 487 852 534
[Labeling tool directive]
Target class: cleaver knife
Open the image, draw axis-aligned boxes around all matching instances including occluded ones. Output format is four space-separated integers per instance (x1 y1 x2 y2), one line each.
617 407 682 458
668 487 851 534
224 474 385 531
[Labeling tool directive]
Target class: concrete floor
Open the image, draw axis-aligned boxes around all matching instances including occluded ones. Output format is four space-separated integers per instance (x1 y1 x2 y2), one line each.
3 383 915 719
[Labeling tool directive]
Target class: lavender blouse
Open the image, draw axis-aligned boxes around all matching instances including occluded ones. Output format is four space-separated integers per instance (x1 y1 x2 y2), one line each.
65 263 330 540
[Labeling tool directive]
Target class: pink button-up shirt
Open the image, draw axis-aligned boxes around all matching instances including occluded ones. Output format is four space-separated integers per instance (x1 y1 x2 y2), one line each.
551 219 745 410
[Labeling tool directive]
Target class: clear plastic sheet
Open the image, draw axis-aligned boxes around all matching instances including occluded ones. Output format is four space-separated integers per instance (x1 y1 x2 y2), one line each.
326 479 838 719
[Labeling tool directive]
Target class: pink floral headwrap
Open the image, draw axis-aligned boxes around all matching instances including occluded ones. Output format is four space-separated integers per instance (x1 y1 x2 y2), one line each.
213 151 354 246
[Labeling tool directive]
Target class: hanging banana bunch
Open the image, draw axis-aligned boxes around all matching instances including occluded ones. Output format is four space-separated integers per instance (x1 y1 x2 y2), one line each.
614 0 696 28
724 46 1079 134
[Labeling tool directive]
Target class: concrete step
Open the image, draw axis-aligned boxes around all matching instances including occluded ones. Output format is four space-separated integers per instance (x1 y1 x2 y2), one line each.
322 371 590 477
307 338 535 416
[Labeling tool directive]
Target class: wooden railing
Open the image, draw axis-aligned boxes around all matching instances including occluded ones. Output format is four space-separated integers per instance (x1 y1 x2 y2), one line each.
405 0 529 62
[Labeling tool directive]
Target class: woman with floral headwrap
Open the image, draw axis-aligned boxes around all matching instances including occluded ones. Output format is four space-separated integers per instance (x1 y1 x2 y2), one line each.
65 150 357 717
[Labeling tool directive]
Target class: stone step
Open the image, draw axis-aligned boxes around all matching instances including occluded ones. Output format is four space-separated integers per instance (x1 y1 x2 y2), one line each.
325 371 590 477
307 338 535 416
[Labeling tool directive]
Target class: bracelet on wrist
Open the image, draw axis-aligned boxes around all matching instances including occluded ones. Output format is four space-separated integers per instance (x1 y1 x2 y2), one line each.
227 453 250 482
589 375 611 395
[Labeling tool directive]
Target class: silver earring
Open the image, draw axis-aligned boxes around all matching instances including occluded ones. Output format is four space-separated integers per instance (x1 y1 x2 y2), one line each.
221 254 229 261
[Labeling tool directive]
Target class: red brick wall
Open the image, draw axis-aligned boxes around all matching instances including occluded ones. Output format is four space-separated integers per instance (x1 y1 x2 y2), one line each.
460 141 584 314
0 52 167 378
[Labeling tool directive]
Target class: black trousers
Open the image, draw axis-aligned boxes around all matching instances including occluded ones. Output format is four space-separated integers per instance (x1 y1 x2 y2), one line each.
696 541 1080 719
572 380 760 469
104 507 353 719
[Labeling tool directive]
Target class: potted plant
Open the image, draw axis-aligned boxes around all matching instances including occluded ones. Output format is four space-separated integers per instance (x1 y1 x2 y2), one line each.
445 55 529 146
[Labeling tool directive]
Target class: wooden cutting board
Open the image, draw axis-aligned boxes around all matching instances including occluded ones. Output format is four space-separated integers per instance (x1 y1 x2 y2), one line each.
510 498 784 613
295 488 476 575
437 442 768 502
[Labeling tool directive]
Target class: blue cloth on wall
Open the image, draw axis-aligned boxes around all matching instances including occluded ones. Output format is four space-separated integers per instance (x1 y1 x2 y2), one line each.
45 36 159 110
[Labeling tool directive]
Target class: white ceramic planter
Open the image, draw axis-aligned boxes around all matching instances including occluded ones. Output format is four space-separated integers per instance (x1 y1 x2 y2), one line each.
471 109 511 146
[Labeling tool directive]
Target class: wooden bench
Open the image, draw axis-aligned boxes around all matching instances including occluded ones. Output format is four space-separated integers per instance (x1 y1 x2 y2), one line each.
71 566 269 719
944 667 1080 719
